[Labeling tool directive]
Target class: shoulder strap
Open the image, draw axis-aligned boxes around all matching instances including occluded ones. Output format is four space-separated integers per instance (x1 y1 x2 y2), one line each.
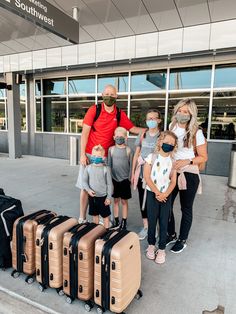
151 153 157 166
116 107 121 125
140 130 147 144
126 146 131 158
110 146 115 157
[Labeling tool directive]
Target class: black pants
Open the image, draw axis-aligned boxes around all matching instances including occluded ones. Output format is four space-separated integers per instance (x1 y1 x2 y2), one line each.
147 190 171 249
137 178 148 219
168 172 200 241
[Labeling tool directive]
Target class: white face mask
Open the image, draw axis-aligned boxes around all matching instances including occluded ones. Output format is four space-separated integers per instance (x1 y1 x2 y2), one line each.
176 113 190 124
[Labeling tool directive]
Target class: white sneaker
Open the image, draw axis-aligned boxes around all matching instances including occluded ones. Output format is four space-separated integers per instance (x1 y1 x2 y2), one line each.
138 227 148 240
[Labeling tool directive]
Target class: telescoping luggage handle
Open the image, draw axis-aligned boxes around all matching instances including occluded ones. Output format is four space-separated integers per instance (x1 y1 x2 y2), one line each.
99 229 130 311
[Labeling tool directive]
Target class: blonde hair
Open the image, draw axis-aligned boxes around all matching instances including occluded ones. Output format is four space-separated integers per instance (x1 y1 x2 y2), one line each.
114 126 127 136
155 131 178 153
170 98 199 148
92 144 105 155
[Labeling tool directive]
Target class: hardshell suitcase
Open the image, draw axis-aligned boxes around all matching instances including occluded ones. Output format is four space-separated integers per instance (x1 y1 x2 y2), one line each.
0 195 24 269
63 222 106 308
35 215 77 293
94 229 142 314
11 210 56 282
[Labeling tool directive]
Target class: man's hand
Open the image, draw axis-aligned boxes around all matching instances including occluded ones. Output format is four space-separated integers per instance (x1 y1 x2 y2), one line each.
104 198 111 206
80 154 88 166
88 190 96 197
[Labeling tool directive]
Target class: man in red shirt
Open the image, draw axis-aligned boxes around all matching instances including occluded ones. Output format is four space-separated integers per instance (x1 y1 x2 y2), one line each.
77 84 144 223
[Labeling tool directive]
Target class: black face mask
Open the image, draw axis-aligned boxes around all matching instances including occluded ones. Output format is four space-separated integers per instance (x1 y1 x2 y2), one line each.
115 137 125 145
162 143 175 153
102 96 116 107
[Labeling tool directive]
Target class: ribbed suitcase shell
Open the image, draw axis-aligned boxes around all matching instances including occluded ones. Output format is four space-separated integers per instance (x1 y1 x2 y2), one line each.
94 231 141 313
12 210 56 275
35 216 77 288
63 223 106 301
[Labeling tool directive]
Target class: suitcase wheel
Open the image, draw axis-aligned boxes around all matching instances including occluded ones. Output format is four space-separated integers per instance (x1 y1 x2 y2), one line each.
38 284 45 292
11 270 20 279
135 289 143 300
84 301 93 312
25 276 34 284
57 288 65 296
66 296 73 304
96 306 104 314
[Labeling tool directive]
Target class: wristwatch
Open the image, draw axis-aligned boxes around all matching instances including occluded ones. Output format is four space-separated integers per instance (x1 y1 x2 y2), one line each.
189 159 193 165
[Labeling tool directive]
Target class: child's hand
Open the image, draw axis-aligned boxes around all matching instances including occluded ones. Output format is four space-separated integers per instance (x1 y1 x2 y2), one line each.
104 198 111 206
156 193 168 203
88 190 96 197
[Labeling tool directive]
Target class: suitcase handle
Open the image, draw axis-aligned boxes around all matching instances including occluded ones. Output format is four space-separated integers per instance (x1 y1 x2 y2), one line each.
101 229 117 241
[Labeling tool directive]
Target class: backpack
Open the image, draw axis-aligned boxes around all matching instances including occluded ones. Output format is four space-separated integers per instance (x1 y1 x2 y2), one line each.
92 103 121 129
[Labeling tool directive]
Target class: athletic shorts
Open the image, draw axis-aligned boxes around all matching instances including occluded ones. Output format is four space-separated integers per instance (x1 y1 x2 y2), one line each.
88 195 111 218
112 179 132 200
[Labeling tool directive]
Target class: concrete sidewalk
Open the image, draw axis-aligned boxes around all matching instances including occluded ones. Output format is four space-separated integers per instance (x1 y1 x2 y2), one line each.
0 154 236 314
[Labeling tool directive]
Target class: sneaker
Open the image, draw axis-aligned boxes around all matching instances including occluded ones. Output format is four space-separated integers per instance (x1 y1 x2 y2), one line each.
146 245 156 260
138 227 148 240
120 218 127 230
78 218 87 224
155 249 166 264
110 218 120 229
166 232 177 246
170 239 187 253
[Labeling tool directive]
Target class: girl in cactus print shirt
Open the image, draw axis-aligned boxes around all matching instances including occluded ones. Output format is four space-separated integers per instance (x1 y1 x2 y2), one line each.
144 131 178 264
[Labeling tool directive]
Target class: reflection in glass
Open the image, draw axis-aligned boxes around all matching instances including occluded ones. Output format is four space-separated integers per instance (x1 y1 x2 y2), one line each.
68 76 95 95
43 78 66 95
69 97 95 133
43 97 67 133
20 82 27 131
131 71 167 92
168 92 210 138
169 66 212 90
211 91 236 140
36 99 42 131
35 80 41 96
0 99 6 130
98 95 128 115
130 94 166 128
214 64 236 88
98 74 128 93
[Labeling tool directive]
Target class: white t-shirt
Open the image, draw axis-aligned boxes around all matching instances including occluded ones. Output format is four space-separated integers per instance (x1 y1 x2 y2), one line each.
145 153 173 193
171 124 205 160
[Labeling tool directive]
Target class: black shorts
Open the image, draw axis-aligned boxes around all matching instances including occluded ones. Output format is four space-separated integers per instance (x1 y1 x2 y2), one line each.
88 195 111 218
112 179 132 200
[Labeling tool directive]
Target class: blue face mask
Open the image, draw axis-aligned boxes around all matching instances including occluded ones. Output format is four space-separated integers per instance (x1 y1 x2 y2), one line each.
146 120 158 129
162 143 174 153
115 137 125 145
90 156 104 164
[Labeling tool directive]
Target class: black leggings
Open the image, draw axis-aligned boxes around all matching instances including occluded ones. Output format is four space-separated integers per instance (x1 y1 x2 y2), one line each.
168 172 200 241
137 178 148 219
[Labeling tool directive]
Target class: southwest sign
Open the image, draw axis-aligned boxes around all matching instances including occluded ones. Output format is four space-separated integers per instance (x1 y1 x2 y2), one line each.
0 0 79 43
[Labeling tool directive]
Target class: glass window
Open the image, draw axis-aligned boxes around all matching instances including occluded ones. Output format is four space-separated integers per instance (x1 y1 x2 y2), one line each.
68 76 95 95
168 91 210 138
43 78 66 96
36 99 42 131
0 88 5 98
214 64 236 88
98 95 128 115
210 91 236 140
0 99 6 130
69 97 95 133
131 71 167 92
169 66 212 90
98 74 128 93
130 94 166 128
35 80 41 96
20 82 27 131
43 97 67 133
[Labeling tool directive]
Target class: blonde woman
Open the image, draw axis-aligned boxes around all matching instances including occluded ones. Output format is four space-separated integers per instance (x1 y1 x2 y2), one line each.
166 98 208 253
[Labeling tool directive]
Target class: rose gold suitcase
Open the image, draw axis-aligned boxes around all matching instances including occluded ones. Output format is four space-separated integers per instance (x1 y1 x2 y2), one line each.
94 229 142 314
63 223 106 309
35 215 77 294
11 210 56 283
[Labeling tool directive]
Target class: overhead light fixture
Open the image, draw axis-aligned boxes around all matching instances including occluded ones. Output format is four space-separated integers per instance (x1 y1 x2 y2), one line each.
72 7 79 21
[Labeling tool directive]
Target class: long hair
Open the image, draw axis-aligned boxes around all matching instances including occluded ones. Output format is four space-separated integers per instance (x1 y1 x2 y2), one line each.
155 130 178 154
170 98 199 148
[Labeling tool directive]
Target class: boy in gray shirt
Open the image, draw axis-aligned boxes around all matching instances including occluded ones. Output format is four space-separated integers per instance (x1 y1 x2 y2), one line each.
83 145 113 229
108 127 133 230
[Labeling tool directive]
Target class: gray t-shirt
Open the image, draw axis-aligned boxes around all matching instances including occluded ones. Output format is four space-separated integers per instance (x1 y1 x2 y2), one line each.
82 164 113 199
135 131 159 159
107 146 133 182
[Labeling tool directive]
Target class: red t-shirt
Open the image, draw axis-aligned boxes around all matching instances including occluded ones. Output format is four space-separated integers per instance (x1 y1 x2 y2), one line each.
83 103 134 156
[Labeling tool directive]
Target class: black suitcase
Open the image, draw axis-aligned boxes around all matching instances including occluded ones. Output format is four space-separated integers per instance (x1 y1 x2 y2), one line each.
0 195 24 268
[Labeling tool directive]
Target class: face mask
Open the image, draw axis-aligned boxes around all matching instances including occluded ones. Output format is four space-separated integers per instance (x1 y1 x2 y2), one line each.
162 143 175 153
115 137 126 145
176 113 190 124
90 156 104 164
146 120 158 129
102 96 116 107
